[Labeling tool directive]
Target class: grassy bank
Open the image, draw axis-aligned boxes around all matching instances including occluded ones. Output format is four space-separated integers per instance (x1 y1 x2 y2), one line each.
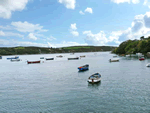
0 46 116 55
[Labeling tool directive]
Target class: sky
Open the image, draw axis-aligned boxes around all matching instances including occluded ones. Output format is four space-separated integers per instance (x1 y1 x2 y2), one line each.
0 0 150 47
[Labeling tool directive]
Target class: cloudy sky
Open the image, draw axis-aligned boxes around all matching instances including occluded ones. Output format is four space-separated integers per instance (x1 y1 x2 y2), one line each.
0 0 150 47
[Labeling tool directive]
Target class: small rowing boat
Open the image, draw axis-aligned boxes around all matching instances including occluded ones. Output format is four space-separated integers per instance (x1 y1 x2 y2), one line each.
109 58 119 62
56 55 63 58
45 58 54 60
27 60 40 64
11 59 21 62
80 55 86 58
68 57 79 60
88 73 101 83
139 57 145 61
7 56 19 60
78 64 89 71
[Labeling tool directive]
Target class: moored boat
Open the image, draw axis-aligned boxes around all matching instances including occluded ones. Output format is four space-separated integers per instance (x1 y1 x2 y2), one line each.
113 56 117 58
80 55 86 58
11 59 21 62
68 57 79 60
146 63 150 67
40 57 44 59
7 56 19 60
45 58 54 60
109 58 119 62
0 56 2 59
88 73 101 83
56 55 63 58
139 57 145 61
78 64 89 71
27 60 41 64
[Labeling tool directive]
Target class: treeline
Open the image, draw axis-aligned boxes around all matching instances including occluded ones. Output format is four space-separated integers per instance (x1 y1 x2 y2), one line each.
112 36 150 55
0 46 116 55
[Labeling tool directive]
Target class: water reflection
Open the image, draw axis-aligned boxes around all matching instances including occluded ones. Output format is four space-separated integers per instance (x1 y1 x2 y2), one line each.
88 81 101 89
78 69 89 73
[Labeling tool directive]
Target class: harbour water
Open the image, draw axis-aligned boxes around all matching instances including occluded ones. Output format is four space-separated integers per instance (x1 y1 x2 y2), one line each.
0 52 150 113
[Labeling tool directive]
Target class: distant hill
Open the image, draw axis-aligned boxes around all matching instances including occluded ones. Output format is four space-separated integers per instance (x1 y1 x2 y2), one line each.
0 46 116 55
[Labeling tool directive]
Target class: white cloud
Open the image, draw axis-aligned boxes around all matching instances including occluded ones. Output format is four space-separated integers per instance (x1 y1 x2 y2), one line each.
70 23 77 30
0 25 12 30
70 23 79 36
0 38 87 47
58 0 76 9
27 33 37 40
46 36 56 41
79 11 85 15
0 31 5 36
71 31 79 36
48 41 87 48
132 0 140 4
143 0 148 5
111 0 140 4
85 7 93 14
5 32 24 38
11 21 48 33
0 0 29 19
83 31 108 45
111 0 130 4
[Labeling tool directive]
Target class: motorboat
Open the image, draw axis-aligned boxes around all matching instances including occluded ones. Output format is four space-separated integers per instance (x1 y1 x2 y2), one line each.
139 57 145 61
7 56 19 60
109 58 119 62
45 58 54 60
68 57 79 60
146 63 150 67
27 60 41 64
88 73 101 83
78 64 89 71
0 56 2 59
11 59 21 62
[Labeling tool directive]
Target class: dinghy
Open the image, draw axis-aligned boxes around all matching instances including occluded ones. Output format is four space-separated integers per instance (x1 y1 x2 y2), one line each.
109 58 119 62
45 58 54 60
88 73 101 83
78 64 89 71
146 63 150 67
139 57 145 61
11 59 21 62
27 60 40 64
68 57 79 60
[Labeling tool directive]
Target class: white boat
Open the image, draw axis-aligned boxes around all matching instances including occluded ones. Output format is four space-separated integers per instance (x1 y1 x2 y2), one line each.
109 58 119 62
88 73 101 83
11 59 21 62
146 63 150 67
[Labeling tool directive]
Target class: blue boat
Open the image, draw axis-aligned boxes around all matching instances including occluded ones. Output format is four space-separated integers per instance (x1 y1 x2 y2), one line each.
0 56 2 59
7 56 19 60
78 64 89 71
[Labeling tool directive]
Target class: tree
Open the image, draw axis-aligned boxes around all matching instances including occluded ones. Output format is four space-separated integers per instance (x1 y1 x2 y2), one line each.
140 36 144 40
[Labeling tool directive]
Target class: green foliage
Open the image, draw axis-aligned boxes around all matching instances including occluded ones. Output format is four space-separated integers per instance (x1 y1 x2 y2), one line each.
113 36 150 55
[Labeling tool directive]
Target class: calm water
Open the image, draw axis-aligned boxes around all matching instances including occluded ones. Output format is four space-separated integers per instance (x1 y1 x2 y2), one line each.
0 52 150 113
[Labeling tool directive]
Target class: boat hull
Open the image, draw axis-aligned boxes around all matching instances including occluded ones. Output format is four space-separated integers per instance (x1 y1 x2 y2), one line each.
45 58 54 60
146 63 150 67
68 57 79 60
11 59 21 62
78 64 89 71
7 57 19 60
27 61 40 64
88 78 101 83
139 58 145 61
